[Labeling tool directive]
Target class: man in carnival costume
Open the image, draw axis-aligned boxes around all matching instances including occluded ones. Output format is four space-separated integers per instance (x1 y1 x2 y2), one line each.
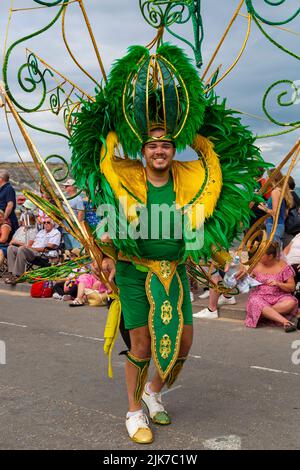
68 40 266 443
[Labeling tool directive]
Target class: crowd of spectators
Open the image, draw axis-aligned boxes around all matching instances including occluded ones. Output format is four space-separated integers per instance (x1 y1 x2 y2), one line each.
0 170 107 308
193 171 300 333
1 168 300 325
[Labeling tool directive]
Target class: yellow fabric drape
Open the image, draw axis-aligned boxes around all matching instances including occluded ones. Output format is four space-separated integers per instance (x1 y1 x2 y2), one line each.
103 293 122 378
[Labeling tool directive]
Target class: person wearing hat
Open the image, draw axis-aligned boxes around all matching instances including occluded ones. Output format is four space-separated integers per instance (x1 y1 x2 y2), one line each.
61 178 85 255
20 199 36 227
69 41 266 445
16 193 26 212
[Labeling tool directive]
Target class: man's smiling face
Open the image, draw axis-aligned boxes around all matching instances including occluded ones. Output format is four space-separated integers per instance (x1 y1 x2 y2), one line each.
142 129 176 172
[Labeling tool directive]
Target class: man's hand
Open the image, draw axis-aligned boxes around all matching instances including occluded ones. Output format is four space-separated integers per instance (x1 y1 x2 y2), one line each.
102 257 116 293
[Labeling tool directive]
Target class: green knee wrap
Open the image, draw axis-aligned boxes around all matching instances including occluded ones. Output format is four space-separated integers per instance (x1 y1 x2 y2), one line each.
127 352 151 404
166 356 187 388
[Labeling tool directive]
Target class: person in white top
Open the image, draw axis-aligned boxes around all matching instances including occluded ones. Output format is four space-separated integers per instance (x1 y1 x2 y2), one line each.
6 217 61 283
283 233 300 294
284 233 300 266
10 212 38 247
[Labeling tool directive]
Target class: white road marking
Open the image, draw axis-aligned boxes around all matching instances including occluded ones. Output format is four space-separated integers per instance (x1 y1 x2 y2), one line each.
161 385 182 396
203 435 242 450
59 332 104 342
190 355 202 359
0 321 27 328
251 366 300 377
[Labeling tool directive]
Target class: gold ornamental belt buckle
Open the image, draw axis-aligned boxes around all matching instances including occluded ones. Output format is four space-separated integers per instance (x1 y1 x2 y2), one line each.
159 260 172 279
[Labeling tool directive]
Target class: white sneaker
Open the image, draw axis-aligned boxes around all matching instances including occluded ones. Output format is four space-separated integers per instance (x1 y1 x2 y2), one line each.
53 292 63 300
142 383 171 425
126 411 153 444
190 291 194 302
218 295 237 306
198 290 210 299
193 307 218 319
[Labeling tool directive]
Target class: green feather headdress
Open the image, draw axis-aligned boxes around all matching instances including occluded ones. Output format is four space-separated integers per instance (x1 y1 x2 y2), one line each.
106 43 206 156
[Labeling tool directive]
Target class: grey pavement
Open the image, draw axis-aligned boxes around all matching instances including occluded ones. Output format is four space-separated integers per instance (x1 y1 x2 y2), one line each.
0 284 300 450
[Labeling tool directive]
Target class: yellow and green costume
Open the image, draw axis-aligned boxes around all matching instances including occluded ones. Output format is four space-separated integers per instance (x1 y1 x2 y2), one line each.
69 42 267 394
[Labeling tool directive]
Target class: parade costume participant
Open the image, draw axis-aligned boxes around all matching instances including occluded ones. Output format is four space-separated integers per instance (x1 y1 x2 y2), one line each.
69 43 267 444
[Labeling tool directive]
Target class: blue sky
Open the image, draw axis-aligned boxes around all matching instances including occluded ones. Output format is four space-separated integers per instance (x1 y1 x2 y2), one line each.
0 1 299 180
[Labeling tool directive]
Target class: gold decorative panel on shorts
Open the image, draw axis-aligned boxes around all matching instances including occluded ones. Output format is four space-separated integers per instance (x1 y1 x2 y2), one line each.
159 334 172 359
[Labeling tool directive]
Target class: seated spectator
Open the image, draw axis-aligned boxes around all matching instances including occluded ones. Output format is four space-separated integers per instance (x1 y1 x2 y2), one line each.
0 209 12 266
19 199 36 226
5 217 61 284
9 212 38 248
70 261 108 307
53 278 78 301
283 233 300 302
245 242 298 332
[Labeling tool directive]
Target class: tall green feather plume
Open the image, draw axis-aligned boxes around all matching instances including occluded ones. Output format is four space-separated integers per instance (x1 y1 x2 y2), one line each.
157 43 206 150
184 95 271 262
69 89 109 205
105 45 150 157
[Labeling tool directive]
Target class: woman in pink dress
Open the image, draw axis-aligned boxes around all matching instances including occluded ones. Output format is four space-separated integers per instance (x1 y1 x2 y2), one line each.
246 242 298 332
69 261 108 307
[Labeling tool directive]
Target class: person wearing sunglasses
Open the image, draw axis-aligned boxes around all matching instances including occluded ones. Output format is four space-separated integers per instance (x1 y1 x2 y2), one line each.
5 217 61 284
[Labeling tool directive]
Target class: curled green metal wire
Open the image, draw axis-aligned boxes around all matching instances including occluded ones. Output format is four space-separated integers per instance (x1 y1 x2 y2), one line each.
245 0 300 26
139 1 204 67
33 0 67 6
253 16 299 61
3 1 69 109
44 155 70 182
262 79 300 127
256 125 300 139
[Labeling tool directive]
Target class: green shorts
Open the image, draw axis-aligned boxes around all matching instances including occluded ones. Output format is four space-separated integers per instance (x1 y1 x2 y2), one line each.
116 261 193 330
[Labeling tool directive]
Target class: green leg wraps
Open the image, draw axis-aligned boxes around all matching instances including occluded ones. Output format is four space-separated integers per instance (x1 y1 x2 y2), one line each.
127 352 151 404
166 356 187 388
